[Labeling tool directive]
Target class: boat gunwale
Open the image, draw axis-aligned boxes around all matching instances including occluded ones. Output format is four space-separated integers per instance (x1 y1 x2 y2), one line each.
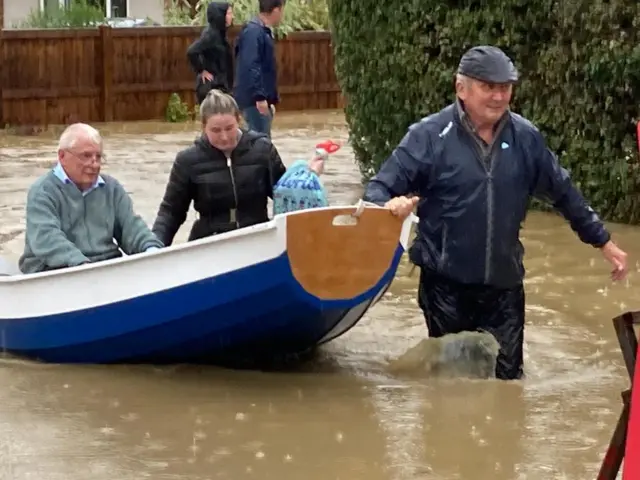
1 204 391 285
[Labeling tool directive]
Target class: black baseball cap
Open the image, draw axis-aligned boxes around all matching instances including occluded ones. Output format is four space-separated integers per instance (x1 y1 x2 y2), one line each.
457 45 519 84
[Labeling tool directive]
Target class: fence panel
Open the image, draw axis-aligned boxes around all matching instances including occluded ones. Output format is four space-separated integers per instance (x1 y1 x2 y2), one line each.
0 26 342 127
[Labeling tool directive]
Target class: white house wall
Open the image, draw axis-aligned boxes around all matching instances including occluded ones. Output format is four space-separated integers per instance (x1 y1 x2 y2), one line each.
127 0 164 24
3 0 165 28
4 0 40 28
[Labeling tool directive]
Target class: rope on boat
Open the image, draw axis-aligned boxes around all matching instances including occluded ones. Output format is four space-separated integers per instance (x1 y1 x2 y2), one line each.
351 198 420 277
352 199 374 217
351 199 419 223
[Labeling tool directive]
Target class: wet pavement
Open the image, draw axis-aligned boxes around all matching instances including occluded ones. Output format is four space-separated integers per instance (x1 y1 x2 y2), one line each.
0 110 637 479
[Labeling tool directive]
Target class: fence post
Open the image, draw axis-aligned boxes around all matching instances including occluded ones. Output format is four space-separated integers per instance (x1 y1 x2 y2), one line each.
98 25 114 122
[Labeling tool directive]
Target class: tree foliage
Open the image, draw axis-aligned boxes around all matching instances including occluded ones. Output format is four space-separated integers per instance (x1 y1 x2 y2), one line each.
166 0 329 36
328 0 640 223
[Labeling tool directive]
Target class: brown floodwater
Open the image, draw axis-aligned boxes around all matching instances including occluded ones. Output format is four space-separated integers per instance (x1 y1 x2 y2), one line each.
0 110 637 480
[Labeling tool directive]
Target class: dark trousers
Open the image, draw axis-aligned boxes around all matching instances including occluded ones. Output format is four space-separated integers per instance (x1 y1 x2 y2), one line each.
417 268 525 380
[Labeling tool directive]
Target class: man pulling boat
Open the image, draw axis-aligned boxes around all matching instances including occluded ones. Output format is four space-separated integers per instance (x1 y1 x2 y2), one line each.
364 45 628 380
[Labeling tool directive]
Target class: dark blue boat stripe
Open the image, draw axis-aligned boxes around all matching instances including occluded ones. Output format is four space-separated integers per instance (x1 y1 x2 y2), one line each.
0 246 405 362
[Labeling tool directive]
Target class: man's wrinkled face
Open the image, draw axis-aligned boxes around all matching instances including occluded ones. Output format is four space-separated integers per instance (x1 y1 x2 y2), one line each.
59 136 103 191
457 78 513 126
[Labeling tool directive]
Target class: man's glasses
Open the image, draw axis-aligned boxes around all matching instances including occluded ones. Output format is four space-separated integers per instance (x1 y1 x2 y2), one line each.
65 149 106 165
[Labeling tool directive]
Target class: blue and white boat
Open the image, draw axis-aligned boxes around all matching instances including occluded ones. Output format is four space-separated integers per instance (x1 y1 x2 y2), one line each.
0 205 415 366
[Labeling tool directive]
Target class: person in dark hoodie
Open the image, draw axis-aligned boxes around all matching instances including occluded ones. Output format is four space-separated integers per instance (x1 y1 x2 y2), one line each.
233 0 285 137
186 2 234 105
151 89 324 246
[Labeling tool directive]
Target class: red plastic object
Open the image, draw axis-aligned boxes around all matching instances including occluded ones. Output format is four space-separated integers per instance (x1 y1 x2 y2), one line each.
624 125 640 479
623 345 640 480
315 140 341 154
626 126 640 480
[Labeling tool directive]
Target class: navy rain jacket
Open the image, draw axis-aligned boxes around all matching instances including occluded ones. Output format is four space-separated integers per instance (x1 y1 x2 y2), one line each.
233 17 279 109
363 102 611 288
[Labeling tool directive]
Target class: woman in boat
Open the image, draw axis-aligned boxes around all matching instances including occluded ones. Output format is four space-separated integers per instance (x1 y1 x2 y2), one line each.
186 1 234 104
151 89 323 246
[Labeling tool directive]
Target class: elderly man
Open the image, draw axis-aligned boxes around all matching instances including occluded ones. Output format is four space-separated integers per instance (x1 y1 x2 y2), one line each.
363 45 628 380
19 123 163 274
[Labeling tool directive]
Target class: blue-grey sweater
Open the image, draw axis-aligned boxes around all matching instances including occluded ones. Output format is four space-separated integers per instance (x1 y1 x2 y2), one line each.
19 170 163 274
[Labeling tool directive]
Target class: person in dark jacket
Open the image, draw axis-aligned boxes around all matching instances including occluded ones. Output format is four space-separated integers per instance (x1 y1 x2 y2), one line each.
233 0 285 137
363 45 628 381
152 89 324 246
186 2 234 104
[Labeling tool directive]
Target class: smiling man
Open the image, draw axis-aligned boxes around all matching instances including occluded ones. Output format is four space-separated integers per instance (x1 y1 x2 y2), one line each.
19 123 163 274
363 45 628 380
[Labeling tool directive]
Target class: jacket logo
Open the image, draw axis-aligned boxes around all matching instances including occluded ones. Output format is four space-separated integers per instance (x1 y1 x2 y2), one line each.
439 121 453 138
501 142 509 149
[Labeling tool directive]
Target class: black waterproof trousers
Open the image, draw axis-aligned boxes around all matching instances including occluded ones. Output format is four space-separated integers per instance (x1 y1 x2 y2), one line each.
417 268 525 380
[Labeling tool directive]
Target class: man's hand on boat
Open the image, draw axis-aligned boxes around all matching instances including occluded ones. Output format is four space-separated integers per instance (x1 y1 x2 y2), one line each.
600 240 628 281
384 196 419 219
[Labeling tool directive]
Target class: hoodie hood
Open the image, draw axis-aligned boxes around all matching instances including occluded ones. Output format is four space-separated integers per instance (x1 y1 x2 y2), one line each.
206 1 229 33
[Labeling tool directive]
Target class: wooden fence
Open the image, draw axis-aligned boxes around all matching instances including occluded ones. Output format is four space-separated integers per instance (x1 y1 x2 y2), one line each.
0 26 343 127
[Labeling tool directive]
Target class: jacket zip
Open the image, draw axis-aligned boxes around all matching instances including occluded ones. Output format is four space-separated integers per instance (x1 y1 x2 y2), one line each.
438 224 448 269
485 168 494 284
465 135 500 284
227 156 240 228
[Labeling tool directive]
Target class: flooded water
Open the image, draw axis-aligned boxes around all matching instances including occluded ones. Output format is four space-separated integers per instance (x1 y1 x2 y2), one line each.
0 110 637 479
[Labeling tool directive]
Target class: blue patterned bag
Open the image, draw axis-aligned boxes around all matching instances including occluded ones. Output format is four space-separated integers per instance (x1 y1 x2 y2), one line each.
273 159 328 214
272 140 340 215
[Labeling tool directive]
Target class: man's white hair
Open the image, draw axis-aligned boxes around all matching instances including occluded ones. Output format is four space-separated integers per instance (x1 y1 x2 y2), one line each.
455 73 472 86
58 123 102 151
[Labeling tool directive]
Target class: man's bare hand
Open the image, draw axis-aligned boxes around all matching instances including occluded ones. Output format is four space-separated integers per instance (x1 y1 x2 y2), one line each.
600 240 628 281
256 100 270 115
384 196 419 219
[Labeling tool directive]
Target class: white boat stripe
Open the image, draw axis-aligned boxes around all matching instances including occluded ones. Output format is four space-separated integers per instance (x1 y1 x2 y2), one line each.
0 218 286 319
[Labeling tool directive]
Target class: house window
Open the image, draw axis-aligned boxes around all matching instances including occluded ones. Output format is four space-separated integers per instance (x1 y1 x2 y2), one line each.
42 0 62 14
39 0 127 18
109 0 128 17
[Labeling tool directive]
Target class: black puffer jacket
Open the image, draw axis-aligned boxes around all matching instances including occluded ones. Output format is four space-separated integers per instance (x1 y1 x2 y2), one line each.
152 129 287 246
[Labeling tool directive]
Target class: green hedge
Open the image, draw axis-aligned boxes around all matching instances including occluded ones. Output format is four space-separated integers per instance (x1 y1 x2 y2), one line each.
328 0 640 224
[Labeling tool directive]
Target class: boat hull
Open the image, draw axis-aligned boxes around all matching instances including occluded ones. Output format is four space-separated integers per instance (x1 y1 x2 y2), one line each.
0 250 400 364
0 206 413 365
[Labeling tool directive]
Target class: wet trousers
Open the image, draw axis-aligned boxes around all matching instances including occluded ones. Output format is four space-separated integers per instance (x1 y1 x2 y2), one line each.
417 268 525 380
